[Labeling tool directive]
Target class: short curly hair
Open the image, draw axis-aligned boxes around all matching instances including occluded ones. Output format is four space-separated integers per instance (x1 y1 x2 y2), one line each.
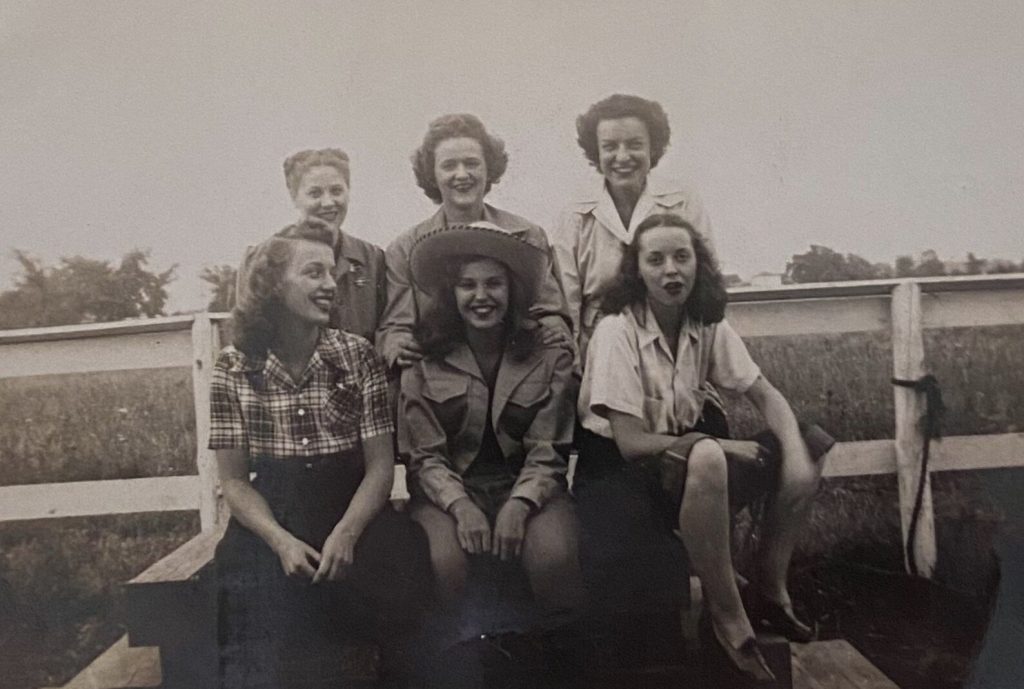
411 114 509 204
283 148 350 198
598 213 726 324
231 222 336 357
575 94 672 170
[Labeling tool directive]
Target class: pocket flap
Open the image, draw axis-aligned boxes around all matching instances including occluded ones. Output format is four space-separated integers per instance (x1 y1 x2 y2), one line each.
422 373 469 404
508 380 551 407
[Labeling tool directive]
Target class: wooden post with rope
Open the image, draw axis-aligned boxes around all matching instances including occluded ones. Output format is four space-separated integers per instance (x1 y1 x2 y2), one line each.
891 281 937 578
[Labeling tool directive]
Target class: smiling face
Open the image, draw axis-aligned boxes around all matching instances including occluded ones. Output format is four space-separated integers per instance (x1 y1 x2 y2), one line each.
637 225 697 308
292 165 349 231
434 137 488 217
454 258 510 332
596 116 652 196
278 240 337 326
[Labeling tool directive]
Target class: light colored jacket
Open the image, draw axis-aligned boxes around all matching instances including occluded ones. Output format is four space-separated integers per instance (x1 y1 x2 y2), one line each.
552 178 714 367
401 343 575 511
376 205 572 369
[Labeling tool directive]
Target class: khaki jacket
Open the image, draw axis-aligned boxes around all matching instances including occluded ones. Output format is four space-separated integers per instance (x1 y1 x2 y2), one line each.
401 344 575 511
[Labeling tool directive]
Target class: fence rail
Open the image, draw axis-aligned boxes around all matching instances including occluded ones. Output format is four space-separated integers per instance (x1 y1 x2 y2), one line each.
2 275 1023 577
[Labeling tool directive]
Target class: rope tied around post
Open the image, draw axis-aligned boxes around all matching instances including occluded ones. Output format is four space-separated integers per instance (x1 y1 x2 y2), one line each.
891 373 946 577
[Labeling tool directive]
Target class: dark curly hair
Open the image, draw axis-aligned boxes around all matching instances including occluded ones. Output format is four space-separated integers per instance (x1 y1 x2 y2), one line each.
598 213 726 324
231 222 336 357
414 255 538 362
575 94 672 170
411 114 510 204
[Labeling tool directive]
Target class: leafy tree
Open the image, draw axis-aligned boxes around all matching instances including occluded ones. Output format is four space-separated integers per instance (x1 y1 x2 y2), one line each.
894 255 916 278
785 245 882 284
200 264 237 312
0 250 176 329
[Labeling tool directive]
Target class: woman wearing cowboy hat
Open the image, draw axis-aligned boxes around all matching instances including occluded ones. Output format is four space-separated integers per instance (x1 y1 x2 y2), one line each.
400 223 584 621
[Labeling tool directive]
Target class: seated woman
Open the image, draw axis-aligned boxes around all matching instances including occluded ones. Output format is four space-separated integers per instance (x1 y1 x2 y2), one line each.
400 223 584 628
210 223 430 689
578 213 833 684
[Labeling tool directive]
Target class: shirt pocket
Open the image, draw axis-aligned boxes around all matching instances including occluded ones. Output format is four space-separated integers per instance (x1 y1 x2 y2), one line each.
502 380 552 439
422 374 470 437
323 381 362 433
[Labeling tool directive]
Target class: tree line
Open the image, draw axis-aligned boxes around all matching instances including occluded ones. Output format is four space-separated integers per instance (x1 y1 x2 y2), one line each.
1 246 1020 329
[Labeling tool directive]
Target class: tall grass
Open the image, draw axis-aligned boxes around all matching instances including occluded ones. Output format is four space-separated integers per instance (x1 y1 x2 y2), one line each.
0 368 195 485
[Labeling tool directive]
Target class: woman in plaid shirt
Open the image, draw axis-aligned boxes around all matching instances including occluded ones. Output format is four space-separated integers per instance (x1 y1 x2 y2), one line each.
210 223 430 689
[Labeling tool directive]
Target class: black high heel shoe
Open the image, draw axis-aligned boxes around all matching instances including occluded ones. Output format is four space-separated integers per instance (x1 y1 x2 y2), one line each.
743 588 816 643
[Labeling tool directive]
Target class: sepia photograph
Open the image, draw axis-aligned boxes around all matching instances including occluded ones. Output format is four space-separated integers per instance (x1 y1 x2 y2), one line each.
1 1 1022 688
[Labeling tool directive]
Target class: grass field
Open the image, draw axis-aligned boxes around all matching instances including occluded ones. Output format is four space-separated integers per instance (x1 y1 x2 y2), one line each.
0 323 1020 688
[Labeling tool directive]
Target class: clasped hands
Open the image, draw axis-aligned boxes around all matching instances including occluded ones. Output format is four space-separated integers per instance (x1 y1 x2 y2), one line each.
450 496 532 561
272 525 358 584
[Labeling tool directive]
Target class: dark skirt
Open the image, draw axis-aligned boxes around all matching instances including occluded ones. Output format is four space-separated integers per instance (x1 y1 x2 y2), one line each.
215 451 432 689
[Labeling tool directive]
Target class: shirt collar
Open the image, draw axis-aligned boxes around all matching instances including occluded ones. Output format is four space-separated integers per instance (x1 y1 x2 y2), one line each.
630 302 701 350
227 329 347 376
570 175 688 214
336 232 364 264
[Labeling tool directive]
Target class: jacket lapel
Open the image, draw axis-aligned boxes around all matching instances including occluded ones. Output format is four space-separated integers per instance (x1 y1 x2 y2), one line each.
491 350 545 427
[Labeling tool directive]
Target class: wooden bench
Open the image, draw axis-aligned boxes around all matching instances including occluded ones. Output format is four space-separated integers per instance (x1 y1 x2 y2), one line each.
123 464 793 688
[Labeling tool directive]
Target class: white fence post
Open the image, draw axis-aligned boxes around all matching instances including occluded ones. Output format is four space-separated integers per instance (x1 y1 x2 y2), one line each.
191 313 221 532
891 280 937 577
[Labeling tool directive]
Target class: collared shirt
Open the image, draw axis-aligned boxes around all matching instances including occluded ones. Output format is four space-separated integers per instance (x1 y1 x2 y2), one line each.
375 204 572 369
277 226 387 342
552 177 715 366
209 329 393 457
400 344 575 511
579 303 759 439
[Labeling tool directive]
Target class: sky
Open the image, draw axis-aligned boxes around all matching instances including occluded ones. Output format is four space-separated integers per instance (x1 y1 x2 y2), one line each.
2 0 1023 312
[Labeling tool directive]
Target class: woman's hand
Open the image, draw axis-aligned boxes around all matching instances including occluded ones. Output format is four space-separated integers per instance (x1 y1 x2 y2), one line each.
492 498 531 561
537 322 572 349
394 334 425 368
272 533 321 579
450 497 492 555
313 528 358 583
718 438 769 469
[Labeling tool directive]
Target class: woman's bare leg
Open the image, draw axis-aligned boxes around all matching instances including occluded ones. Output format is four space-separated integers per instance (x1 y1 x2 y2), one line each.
677 439 753 647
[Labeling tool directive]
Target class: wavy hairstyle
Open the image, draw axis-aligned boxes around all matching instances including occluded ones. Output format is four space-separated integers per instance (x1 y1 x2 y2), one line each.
411 114 509 204
414 255 538 362
231 222 336 357
575 94 672 170
283 148 350 198
598 213 727 324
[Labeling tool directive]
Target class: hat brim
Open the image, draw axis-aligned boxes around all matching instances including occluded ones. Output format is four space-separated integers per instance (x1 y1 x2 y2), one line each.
410 223 547 303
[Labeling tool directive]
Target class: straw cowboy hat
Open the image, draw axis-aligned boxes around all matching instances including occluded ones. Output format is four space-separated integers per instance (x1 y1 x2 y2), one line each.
410 222 547 303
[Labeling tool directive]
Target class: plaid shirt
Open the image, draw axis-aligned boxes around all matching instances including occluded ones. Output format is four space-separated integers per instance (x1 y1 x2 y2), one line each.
209 329 393 458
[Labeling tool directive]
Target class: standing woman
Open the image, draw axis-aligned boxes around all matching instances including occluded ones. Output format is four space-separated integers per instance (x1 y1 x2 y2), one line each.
376 114 571 374
553 94 714 364
400 223 584 621
578 214 833 684
210 224 429 688
238 148 387 342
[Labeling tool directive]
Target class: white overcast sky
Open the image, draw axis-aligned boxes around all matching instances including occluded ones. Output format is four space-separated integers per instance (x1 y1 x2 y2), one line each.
2 0 1022 311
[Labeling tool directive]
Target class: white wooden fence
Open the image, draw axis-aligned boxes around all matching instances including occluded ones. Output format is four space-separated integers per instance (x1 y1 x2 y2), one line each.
1 274 1022 578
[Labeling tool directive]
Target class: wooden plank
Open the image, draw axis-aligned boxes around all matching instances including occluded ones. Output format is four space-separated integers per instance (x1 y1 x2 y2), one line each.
821 434 1024 478
129 524 225 584
0 329 194 379
0 314 195 344
891 281 937 578
922 288 1024 329
727 295 890 337
728 273 1024 303
191 314 222 532
0 476 199 521
40 634 160 689
792 640 900 689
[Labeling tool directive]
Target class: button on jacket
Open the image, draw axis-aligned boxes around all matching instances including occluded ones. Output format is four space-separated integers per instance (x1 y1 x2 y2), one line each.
376 205 572 369
552 178 715 366
401 344 575 512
